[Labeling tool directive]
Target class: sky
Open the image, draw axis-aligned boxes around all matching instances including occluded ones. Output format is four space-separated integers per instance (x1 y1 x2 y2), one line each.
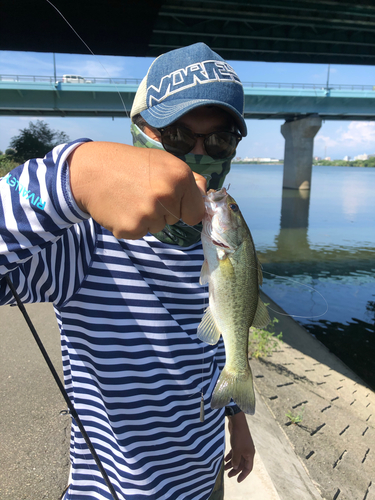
1 49 375 160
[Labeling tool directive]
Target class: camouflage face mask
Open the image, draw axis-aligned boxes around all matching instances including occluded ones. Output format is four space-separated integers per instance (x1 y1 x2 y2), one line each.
131 123 234 247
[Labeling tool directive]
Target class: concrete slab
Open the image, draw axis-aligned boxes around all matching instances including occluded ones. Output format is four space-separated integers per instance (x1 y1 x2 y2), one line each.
242 389 323 500
224 421 281 500
253 293 375 500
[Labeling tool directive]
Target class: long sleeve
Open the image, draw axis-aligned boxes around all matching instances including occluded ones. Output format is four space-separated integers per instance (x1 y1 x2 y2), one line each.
0 139 96 306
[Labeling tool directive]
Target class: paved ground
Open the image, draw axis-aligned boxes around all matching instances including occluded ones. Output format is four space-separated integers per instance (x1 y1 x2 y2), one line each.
251 293 375 500
0 302 70 500
1 297 374 499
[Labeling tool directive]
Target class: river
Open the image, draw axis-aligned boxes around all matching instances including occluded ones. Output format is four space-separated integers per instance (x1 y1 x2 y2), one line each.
226 164 375 389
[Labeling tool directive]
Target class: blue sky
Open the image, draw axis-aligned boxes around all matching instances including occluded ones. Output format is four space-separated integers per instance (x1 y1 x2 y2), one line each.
1 50 375 160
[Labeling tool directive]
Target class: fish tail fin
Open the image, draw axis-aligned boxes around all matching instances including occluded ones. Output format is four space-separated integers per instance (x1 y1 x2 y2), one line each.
210 366 255 415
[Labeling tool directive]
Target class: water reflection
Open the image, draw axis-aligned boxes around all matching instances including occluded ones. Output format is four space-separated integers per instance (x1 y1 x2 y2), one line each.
274 188 312 262
227 164 375 388
258 185 375 268
280 188 310 229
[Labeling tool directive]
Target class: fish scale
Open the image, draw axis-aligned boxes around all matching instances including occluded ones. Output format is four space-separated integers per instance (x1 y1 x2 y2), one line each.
198 187 270 415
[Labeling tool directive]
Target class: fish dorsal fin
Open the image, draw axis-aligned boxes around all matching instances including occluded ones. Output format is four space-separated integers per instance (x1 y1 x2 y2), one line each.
252 297 271 329
197 306 221 345
199 259 210 286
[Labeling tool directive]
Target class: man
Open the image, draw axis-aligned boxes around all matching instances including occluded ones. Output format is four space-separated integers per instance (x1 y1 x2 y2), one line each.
0 43 255 500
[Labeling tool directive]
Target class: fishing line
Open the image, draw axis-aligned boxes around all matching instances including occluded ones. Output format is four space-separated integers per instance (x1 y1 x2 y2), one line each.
44 0 212 487
45 0 129 118
256 266 329 320
46 0 203 230
158 189 329 321
43 0 321 444
10 2 136 498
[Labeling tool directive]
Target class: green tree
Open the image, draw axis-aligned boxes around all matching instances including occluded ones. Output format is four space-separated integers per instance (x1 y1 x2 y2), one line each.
9 120 70 163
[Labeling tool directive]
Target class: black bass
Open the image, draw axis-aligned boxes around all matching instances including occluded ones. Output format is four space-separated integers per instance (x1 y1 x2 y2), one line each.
198 187 270 415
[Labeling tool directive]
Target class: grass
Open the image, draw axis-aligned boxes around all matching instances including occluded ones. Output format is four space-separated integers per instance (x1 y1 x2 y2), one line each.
286 406 305 424
0 155 18 177
248 312 283 359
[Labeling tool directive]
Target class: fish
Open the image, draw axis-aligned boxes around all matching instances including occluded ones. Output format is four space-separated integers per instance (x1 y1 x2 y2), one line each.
198 187 270 415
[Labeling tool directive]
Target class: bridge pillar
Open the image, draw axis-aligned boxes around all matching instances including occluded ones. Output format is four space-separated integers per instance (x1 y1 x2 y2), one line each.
281 114 322 190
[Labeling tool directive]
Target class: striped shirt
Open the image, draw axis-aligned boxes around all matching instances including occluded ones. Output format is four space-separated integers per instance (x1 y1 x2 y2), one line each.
0 140 227 500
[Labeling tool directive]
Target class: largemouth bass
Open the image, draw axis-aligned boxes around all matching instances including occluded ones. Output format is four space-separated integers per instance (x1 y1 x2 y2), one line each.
198 187 270 415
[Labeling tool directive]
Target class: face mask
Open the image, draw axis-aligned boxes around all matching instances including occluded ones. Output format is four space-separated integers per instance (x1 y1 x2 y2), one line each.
131 123 234 246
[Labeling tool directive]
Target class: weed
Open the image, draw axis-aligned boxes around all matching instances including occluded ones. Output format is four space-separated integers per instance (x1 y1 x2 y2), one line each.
286 406 305 424
248 312 282 359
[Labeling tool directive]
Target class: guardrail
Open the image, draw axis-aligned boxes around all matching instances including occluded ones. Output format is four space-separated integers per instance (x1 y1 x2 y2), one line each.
0 75 143 85
1 74 375 91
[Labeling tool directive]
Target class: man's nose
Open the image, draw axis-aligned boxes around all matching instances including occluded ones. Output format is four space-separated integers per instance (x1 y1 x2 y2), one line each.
190 136 206 155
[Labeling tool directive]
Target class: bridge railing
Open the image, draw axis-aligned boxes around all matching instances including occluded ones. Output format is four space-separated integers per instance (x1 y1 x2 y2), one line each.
1 74 374 91
244 82 375 91
0 75 144 85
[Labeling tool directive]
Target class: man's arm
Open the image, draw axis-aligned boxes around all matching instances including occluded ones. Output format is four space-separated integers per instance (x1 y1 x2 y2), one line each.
1 140 206 304
225 411 255 483
68 142 206 240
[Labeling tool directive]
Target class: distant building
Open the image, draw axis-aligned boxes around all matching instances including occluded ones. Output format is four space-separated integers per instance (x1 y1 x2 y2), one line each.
324 156 331 161
354 153 369 160
343 156 351 161
314 156 322 161
243 157 279 162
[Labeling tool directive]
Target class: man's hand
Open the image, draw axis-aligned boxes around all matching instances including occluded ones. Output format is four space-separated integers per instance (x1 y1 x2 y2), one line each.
68 142 206 239
225 411 255 483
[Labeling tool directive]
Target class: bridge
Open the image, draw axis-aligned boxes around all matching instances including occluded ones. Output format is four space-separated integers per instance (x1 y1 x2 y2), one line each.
1 74 375 191
3 1 375 66
1 75 375 121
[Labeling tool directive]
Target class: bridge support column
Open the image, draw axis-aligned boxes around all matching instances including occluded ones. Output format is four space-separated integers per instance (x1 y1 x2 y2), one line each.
281 114 322 190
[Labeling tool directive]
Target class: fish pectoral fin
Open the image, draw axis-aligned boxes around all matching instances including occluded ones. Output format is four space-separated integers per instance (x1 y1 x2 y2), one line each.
199 259 210 286
197 306 221 345
252 296 271 329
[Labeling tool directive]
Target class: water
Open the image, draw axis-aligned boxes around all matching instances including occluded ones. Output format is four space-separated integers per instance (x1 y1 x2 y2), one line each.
226 164 375 388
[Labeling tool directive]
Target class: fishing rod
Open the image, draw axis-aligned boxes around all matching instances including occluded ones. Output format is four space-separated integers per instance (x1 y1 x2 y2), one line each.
5 275 120 500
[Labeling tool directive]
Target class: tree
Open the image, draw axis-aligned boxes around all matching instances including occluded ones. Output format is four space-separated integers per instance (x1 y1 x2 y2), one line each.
9 120 70 163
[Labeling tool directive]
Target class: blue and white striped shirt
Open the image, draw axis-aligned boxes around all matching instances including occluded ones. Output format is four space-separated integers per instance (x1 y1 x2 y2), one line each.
0 140 226 500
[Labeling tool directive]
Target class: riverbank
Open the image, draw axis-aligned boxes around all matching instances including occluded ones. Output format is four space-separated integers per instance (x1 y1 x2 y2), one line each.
251 292 375 500
231 160 375 167
314 160 375 167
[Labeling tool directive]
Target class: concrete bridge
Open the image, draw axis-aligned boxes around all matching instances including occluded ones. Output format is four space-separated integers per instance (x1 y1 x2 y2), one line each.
1 75 375 120
2 75 375 190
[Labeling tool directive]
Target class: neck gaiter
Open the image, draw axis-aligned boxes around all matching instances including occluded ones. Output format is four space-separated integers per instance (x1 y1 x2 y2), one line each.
131 123 233 246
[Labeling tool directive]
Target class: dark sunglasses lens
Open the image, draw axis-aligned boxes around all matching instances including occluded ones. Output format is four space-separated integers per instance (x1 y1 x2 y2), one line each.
161 126 196 156
205 132 239 159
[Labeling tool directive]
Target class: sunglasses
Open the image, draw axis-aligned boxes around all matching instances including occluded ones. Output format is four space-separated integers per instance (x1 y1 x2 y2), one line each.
156 125 242 160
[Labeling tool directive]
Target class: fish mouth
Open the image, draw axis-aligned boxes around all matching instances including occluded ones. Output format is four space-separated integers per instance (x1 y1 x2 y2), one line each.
204 188 228 218
207 187 227 203
212 240 231 249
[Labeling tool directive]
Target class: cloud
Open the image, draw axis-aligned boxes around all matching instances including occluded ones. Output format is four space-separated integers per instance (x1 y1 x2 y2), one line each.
0 51 54 75
315 134 338 147
340 121 375 147
57 58 125 79
315 122 375 157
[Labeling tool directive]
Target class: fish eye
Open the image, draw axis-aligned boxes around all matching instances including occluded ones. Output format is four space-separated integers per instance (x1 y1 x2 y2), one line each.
229 203 239 212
